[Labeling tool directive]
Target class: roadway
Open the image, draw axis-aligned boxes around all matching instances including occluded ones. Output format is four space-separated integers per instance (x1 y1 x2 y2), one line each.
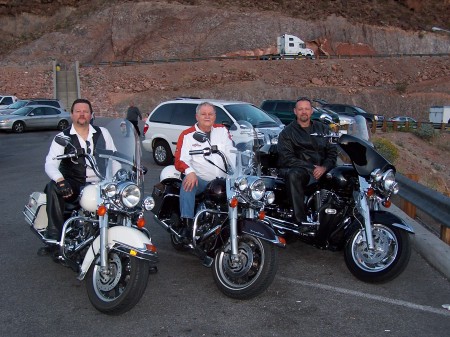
0 121 449 337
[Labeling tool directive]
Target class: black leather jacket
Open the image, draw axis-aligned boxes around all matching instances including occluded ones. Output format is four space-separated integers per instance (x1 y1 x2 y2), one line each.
277 120 337 173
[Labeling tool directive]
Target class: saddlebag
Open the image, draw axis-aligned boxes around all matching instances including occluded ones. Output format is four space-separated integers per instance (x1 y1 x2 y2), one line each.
151 180 180 216
23 192 48 230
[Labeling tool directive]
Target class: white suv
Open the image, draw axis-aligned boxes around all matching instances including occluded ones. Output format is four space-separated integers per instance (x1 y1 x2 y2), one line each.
143 98 284 166
0 95 18 109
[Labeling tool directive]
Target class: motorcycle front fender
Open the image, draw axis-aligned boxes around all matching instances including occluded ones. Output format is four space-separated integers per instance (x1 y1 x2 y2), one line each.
345 210 415 238
77 226 158 280
240 219 286 248
370 210 415 234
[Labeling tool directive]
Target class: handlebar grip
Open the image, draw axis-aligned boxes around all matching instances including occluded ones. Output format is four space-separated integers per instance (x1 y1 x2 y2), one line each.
189 149 206 155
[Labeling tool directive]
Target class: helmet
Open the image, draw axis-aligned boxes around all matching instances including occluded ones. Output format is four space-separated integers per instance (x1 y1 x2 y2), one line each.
80 184 100 212
160 165 181 182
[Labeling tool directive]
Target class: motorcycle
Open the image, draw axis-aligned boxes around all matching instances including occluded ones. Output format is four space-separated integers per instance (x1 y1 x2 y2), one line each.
148 121 286 299
23 119 158 314
258 115 414 283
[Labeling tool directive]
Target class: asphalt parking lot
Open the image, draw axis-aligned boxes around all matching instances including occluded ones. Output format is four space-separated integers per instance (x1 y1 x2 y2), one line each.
0 121 449 337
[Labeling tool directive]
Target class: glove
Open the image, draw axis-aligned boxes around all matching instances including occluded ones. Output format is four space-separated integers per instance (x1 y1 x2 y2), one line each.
56 180 73 198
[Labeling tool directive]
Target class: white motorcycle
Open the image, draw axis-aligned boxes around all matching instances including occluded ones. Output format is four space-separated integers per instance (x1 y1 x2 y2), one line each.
24 119 158 315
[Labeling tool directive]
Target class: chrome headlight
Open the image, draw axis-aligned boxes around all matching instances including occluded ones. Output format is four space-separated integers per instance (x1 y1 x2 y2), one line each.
235 176 248 191
103 183 117 198
264 191 275 204
371 168 383 182
119 182 141 208
381 169 399 194
249 178 266 201
143 196 155 211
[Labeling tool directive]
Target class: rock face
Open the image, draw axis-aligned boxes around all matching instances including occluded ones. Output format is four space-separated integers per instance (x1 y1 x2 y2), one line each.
0 0 449 120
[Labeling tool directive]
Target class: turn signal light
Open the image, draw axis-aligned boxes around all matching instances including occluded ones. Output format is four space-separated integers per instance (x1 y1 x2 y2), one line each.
258 211 265 220
97 204 107 216
383 199 392 208
137 217 146 228
366 188 375 197
145 243 157 253
278 236 287 246
229 197 238 208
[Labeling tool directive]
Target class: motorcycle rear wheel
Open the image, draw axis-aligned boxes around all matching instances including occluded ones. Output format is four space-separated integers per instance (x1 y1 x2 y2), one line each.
86 251 150 315
344 223 411 283
212 234 278 299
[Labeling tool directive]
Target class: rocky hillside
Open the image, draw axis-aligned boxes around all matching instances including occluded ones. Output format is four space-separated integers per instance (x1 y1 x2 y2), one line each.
0 0 449 118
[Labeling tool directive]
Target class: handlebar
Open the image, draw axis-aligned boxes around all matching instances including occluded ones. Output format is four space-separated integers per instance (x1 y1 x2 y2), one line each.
188 145 231 174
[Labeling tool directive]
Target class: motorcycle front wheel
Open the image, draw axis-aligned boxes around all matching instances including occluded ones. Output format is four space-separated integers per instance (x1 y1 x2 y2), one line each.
86 251 150 315
344 223 411 283
212 234 278 300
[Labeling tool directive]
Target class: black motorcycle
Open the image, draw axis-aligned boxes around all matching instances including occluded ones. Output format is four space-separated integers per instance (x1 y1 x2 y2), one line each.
147 121 286 299
258 116 414 283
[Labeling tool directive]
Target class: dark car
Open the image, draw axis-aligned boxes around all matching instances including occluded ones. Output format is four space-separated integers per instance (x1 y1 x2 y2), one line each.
260 99 340 125
320 103 377 124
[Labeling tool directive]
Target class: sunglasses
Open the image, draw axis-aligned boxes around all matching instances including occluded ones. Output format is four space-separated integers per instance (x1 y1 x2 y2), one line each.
86 140 91 154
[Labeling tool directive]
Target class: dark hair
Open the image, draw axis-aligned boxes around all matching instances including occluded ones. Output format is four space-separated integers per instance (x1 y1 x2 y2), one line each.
71 98 93 114
296 96 312 104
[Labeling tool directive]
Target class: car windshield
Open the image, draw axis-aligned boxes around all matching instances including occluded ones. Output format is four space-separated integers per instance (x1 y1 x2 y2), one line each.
225 104 279 127
353 106 369 114
12 107 34 116
7 101 28 109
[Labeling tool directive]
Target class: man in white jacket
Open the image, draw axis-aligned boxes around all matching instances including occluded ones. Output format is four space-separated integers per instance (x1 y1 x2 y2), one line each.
174 102 235 232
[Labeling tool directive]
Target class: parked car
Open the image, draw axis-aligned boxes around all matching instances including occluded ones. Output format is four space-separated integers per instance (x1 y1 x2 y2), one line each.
388 116 417 123
143 98 284 166
0 98 66 115
0 95 18 109
320 103 377 124
260 99 340 125
0 105 71 133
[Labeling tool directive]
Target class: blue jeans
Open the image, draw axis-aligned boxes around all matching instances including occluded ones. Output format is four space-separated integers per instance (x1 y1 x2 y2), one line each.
180 176 209 219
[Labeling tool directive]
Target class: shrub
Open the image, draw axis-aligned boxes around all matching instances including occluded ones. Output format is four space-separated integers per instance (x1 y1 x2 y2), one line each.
413 124 439 141
373 138 399 163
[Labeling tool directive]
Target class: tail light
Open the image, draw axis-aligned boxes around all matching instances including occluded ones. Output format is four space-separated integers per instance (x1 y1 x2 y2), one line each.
143 124 149 135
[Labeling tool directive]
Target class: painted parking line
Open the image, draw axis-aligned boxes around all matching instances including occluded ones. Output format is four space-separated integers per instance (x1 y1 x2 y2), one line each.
278 276 450 317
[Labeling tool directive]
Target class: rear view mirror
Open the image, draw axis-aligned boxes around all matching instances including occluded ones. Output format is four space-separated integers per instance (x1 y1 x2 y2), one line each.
54 135 72 147
193 131 208 143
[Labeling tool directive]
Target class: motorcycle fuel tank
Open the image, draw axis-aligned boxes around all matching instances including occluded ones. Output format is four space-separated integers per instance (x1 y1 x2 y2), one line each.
323 165 356 195
205 178 227 204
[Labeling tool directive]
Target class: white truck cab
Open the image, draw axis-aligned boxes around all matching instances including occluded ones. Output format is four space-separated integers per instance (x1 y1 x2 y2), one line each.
277 34 315 58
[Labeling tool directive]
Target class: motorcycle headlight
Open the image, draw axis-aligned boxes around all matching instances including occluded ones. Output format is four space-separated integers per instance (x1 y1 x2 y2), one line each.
249 179 266 201
103 183 117 198
143 196 155 211
264 191 275 204
381 169 398 194
119 182 141 208
235 176 248 191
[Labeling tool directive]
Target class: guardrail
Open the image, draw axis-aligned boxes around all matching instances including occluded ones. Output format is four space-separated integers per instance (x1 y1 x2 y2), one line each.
79 53 450 68
396 174 450 244
372 121 449 132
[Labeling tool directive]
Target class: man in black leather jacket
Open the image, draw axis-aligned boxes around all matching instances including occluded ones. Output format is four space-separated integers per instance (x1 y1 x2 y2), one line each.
277 97 337 225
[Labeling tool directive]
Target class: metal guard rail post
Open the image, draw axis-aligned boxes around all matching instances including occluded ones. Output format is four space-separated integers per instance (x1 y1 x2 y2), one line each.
396 173 450 229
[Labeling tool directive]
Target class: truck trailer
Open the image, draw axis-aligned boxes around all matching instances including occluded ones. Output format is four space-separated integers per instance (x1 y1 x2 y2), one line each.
429 106 450 124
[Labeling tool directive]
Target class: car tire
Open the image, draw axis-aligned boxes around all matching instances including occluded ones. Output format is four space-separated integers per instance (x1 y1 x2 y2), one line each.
152 140 173 166
12 121 25 133
57 120 69 131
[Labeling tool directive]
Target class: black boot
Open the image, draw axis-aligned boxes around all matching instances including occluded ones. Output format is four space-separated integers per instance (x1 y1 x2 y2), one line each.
180 217 193 239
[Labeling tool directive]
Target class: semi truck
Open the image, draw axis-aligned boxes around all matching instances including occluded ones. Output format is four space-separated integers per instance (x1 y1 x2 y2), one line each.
262 34 315 59
429 106 450 124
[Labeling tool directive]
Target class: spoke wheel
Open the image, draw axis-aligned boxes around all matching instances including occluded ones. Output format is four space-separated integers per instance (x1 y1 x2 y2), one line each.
86 251 150 315
213 235 277 299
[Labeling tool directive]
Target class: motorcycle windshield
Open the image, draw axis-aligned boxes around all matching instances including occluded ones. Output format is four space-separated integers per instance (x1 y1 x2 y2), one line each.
229 120 261 179
339 116 394 177
93 119 143 187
